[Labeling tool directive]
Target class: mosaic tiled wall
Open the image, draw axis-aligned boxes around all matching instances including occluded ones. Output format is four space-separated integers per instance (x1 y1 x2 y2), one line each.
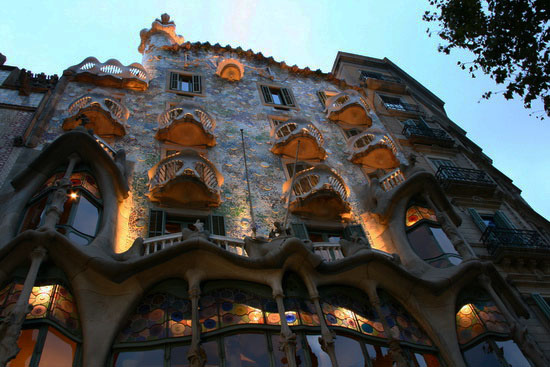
39 48 394 249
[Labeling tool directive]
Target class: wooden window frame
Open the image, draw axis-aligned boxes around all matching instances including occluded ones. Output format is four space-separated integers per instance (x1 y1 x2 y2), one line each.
257 83 298 110
166 70 204 96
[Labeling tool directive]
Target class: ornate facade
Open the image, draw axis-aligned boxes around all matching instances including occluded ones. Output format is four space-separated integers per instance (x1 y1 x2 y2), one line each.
0 14 549 367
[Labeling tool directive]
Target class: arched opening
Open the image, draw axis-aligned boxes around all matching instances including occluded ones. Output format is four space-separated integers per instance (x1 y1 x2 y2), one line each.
456 288 532 366
19 170 102 246
405 197 461 268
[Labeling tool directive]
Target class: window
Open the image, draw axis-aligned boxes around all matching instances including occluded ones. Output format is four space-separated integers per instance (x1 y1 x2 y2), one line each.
20 171 102 246
342 128 362 139
0 282 81 367
290 223 367 243
317 90 338 107
168 71 202 95
285 161 312 178
405 199 462 268
402 118 429 129
147 210 226 237
259 84 296 108
380 95 406 110
468 208 515 233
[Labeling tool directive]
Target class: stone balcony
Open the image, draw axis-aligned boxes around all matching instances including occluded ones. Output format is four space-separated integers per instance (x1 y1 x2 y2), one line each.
435 166 497 197
402 124 454 147
64 57 149 91
284 165 351 220
63 94 130 138
155 104 216 147
270 118 326 160
325 90 372 127
346 131 400 169
147 149 223 208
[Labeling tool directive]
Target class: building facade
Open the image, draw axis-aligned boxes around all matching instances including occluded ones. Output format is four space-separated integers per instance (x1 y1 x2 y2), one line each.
0 14 549 367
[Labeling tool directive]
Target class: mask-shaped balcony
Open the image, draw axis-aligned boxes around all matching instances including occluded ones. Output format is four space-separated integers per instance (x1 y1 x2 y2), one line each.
283 165 351 220
215 58 245 81
147 150 223 208
270 119 326 160
65 57 149 91
325 90 372 127
155 105 216 147
63 94 130 138
347 132 400 169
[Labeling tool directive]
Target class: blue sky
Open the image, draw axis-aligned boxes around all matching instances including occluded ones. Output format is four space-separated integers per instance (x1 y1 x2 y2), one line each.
2 0 548 219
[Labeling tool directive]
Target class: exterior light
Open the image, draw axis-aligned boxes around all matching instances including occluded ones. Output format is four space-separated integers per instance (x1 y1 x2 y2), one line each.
69 192 78 199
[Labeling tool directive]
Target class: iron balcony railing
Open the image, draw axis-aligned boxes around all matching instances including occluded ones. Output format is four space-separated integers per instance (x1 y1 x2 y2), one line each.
481 227 549 255
360 71 402 84
383 101 422 113
435 166 495 187
402 125 453 143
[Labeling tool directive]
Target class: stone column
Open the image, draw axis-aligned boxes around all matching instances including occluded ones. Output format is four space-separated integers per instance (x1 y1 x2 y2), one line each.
187 287 206 367
274 292 297 367
424 194 476 260
478 275 549 367
310 293 338 367
365 283 409 367
42 154 80 229
0 247 47 366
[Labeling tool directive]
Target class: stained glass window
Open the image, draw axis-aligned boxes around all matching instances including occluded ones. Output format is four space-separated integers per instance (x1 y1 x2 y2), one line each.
321 292 385 339
406 206 437 227
456 300 510 345
378 291 433 347
34 172 101 200
0 283 80 336
117 292 192 343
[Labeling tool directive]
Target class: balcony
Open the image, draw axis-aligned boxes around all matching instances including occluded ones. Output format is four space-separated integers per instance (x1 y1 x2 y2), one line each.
63 94 129 138
435 166 497 197
481 227 549 256
143 233 246 256
313 242 344 262
284 165 351 220
65 57 149 91
147 149 223 208
270 119 326 160
325 90 372 127
94 134 117 159
402 125 454 147
347 132 400 169
155 105 216 147
360 71 406 93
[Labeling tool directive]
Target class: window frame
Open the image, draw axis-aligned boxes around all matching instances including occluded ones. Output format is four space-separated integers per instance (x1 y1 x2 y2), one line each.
147 209 226 237
257 83 298 110
166 70 204 96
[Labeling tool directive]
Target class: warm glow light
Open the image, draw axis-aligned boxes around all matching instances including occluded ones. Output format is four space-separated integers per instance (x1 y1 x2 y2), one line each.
69 192 78 199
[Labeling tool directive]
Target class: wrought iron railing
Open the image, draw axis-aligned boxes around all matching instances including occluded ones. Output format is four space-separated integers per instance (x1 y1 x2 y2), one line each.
481 227 549 255
402 125 453 142
383 101 422 114
436 166 495 187
360 71 402 84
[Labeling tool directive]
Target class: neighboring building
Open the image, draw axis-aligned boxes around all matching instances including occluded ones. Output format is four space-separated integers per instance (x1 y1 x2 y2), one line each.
0 14 549 367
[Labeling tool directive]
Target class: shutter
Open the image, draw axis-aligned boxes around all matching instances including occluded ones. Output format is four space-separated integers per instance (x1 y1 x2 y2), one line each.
494 210 515 229
261 85 273 104
209 215 226 236
170 72 178 90
148 210 165 237
291 223 309 240
281 88 295 106
317 91 327 107
468 208 487 232
532 294 550 321
344 224 368 242
192 75 202 93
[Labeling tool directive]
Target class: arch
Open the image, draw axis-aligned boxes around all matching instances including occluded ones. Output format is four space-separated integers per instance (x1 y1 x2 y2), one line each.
404 196 462 268
455 287 531 366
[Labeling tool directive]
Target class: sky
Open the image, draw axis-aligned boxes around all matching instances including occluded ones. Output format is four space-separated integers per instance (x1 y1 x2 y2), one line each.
2 0 548 220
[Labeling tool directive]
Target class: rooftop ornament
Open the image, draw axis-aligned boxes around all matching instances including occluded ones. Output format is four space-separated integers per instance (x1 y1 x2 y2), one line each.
64 57 149 91
215 58 245 81
139 13 185 54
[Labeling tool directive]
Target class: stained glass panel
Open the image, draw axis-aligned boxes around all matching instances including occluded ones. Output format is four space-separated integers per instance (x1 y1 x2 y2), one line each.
321 293 384 338
33 172 101 200
50 285 80 334
379 294 432 346
406 206 437 227
456 300 510 345
1 284 23 317
117 293 167 342
27 285 54 320
165 293 192 338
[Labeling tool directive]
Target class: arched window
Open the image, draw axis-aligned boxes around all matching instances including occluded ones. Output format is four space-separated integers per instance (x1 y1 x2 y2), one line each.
0 281 81 366
456 288 532 366
405 198 461 268
20 171 102 245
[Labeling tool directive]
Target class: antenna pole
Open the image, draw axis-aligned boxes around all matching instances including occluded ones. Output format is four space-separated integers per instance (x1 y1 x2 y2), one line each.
240 129 257 237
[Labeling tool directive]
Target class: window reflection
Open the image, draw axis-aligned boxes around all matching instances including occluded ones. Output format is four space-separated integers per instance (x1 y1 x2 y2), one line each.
334 335 365 367
202 340 220 366
271 333 306 366
113 348 164 367
170 345 190 367
365 344 393 367
7 329 39 367
224 333 271 367
38 327 77 367
305 335 332 367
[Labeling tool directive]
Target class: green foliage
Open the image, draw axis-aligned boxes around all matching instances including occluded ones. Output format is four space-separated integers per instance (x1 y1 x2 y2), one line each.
424 0 550 118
